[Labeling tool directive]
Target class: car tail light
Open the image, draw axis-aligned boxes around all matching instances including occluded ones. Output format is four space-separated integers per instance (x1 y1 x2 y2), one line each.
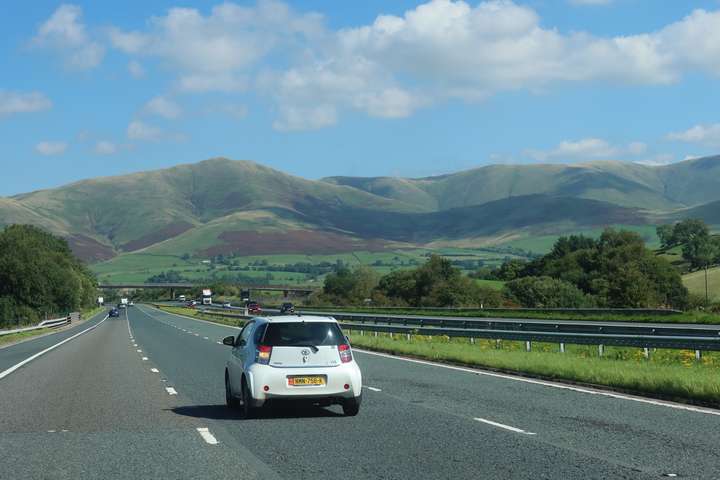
339 344 352 363
256 345 272 364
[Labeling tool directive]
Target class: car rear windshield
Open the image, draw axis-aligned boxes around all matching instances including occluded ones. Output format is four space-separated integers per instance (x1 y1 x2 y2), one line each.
261 322 345 347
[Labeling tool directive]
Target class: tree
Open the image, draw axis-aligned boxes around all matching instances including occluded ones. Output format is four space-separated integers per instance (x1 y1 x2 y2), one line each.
672 219 709 246
682 234 718 270
504 276 594 308
656 224 675 249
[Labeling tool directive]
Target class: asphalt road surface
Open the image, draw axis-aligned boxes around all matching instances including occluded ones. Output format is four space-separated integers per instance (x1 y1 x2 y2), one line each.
1 304 719 479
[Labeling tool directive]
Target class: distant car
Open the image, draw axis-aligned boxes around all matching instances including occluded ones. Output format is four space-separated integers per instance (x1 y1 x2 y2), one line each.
246 302 262 314
223 315 362 417
118 303 127 309
280 302 295 314
186 300 197 308
109 308 120 317
222 302 232 309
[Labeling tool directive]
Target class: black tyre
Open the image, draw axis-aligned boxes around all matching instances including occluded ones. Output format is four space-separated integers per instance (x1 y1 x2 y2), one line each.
225 372 239 409
240 378 256 419
342 396 361 416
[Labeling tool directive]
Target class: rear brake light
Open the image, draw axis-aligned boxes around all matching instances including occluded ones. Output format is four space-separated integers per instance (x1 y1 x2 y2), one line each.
256 345 272 364
338 343 352 363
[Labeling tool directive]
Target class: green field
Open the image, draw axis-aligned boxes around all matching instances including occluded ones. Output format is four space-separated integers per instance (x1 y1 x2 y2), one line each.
684 267 720 302
90 247 528 285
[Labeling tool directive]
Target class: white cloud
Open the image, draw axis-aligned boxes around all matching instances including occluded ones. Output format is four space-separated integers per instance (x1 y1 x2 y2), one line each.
209 104 249 119
143 96 182 119
127 120 163 141
128 60 145 78
101 1 720 130
524 138 647 162
35 141 67 155
94 141 118 155
32 4 105 70
0 91 52 117
109 1 323 92
667 124 720 147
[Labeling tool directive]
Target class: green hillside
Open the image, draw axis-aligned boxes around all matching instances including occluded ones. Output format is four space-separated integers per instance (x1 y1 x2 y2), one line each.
683 267 720 302
1 155 720 270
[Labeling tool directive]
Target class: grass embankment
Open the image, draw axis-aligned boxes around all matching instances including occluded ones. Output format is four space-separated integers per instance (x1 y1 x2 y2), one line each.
301 306 720 324
683 266 720 303
0 306 105 347
347 333 720 406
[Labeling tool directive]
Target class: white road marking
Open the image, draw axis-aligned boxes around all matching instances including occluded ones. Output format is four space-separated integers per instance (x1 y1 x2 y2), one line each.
194 333 199 336
367 386 382 392
136 349 142 353
474 417 536 435
216 341 222 345
355 349 720 417
203 337 209 340
0 315 109 381
196 427 219 445
47 430 55 433
141 305 241 330
142 357 148 361
151 368 159 373
165 387 178 395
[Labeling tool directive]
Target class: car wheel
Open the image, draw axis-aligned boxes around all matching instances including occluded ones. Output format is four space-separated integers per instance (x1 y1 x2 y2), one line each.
342 397 361 416
240 378 255 419
225 372 239 409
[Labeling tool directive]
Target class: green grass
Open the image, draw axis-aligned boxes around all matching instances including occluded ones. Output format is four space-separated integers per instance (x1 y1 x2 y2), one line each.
683 267 720 302
157 305 245 328
300 305 720 324
0 328 55 347
346 333 720 406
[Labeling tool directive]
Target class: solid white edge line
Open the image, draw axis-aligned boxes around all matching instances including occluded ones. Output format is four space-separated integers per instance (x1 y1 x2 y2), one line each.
474 417 536 435
196 427 219 445
0 314 109 381
165 387 178 395
354 348 720 417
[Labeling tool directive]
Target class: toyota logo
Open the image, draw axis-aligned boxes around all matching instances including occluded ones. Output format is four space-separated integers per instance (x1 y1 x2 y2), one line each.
300 349 311 356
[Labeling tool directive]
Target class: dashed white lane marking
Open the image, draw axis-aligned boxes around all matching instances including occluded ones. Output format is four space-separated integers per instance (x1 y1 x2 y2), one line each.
0 315 109 381
367 386 382 392
47 430 55 433
194 333 199 336
216 341 222 345
355 349 720 417
165 387 178 395
203 337 209 340
151 368 159 373
474 417 536 435
142 357 148 361
196 427 219 445
136 349 142 353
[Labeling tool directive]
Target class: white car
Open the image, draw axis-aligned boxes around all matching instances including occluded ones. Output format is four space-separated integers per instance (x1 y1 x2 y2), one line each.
223 316 362 417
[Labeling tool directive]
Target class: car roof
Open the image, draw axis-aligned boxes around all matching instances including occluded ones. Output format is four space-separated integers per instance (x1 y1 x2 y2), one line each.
253 315 337 324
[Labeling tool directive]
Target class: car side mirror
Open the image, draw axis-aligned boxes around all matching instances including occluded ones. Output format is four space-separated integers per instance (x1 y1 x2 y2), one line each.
236 339 246 347
222 336 235 346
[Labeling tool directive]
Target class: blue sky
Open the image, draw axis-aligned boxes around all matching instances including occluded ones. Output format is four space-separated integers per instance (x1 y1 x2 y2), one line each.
2 0 720 195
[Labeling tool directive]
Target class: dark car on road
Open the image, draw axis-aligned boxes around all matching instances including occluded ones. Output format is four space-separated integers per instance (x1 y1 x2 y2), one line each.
280 302 295 314
109 308 120 317
246 301 262 314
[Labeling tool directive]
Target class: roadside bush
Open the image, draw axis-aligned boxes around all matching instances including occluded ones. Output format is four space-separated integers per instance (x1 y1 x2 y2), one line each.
504 276 595 308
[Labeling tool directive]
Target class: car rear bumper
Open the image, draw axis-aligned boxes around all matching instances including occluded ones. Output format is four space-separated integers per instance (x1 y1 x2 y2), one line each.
246 363 362 406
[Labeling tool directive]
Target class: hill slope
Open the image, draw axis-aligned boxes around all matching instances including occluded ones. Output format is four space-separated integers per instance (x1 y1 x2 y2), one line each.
1 155 719 263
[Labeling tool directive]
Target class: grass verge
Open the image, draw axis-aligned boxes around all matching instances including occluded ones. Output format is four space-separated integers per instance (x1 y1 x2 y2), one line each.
302 306 720 324
346 332 720 407
0 307 105 348
155 305 245 328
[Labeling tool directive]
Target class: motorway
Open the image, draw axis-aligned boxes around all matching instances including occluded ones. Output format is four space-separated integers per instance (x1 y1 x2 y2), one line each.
1 305 719 479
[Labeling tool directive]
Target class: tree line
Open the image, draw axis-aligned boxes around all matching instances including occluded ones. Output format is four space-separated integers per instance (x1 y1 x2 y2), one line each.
315 228 689 309
656 218 720 271
0 225 98 328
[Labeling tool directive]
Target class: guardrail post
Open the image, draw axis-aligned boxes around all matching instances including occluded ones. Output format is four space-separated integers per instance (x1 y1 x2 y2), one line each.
695 350 702 361
525 341 531 352
470 337 475 345
643 347 649 359
495 339 501 349
406 333 411 341
389 332 393 339
374 331 378 338
598 344 604 357
559 342 565 353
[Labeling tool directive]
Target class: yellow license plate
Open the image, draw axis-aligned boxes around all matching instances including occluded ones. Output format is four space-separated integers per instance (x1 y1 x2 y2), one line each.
288 376 326 386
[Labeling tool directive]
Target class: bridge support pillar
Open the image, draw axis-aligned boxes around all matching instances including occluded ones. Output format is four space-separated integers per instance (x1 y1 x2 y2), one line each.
171 288 175 299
